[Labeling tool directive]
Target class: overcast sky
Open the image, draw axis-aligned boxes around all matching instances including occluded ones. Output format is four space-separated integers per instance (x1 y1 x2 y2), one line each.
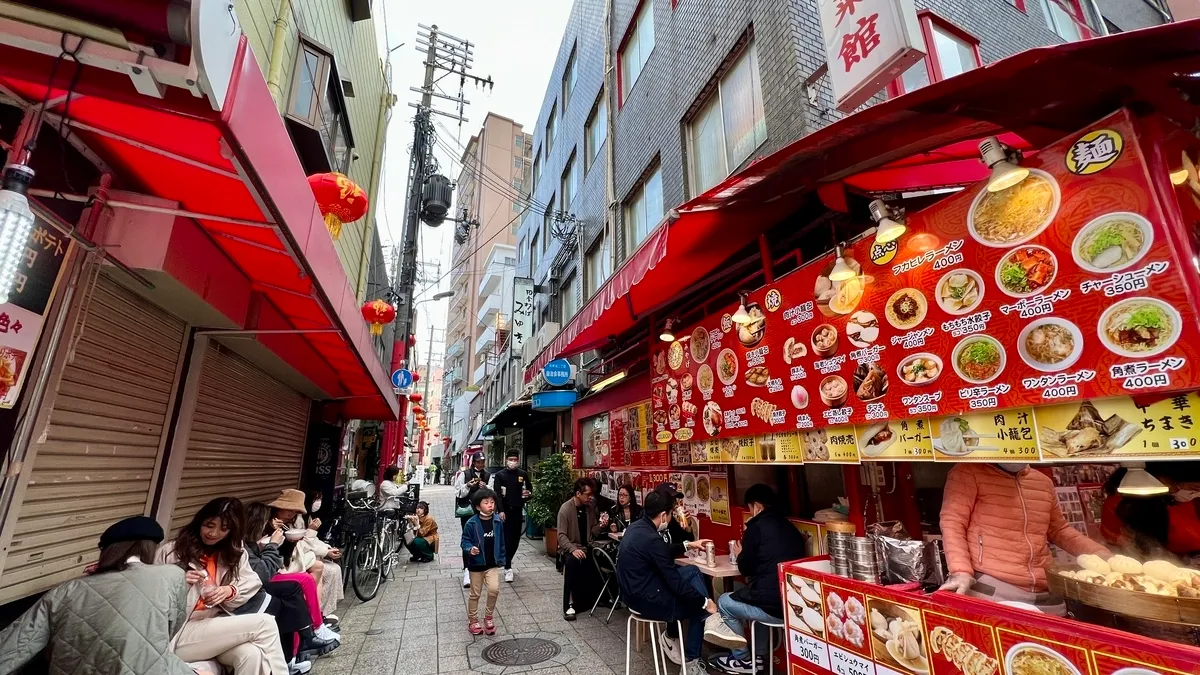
375 1 572 362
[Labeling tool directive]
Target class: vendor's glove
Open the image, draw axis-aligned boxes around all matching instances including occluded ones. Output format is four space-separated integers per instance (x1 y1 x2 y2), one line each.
939 572 974 595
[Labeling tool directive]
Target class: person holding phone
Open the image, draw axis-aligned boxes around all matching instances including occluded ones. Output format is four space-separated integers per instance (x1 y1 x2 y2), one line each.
492 449 531 582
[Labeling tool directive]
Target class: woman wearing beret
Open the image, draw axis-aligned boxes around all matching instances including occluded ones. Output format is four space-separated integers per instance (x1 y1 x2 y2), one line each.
0 515 203 675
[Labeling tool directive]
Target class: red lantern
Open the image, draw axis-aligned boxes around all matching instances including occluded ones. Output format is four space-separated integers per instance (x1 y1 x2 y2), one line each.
412 405 425 415
409 393 423 403
412 371 421 383
308 172 368 240
360 299 397 336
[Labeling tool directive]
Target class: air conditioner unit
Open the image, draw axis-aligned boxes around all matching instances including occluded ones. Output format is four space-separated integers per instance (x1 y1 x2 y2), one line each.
536 322 560 351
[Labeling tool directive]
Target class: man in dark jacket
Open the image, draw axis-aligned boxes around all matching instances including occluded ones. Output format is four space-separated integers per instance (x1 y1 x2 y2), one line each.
492 449 530 583
618 491 717 675
705 484 807 674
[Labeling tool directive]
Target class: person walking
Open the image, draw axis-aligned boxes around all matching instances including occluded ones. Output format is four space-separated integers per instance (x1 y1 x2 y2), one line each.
492 449 531 582
0 516 199 675
461 488 506 636
453 452 491 588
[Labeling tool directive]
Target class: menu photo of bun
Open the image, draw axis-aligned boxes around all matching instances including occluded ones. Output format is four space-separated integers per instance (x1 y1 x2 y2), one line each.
0 347 24 405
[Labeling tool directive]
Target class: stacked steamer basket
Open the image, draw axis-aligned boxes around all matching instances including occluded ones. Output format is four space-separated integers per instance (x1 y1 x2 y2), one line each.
826 521 856 577
850 537 881 584
1049 565 1200 646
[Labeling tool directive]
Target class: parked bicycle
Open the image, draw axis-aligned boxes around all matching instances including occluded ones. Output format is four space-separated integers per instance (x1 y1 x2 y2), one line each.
326 486 419 601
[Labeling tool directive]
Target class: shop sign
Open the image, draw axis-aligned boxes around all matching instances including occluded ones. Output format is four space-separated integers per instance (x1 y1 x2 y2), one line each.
511 276 535 361
0 214 72 409
931 408 1038 462
1035 392 1200 461
776 430 805 463
817 0 925 112
650 110 1200 455
542 358 573 386
857 418 933 460
531 389 576 411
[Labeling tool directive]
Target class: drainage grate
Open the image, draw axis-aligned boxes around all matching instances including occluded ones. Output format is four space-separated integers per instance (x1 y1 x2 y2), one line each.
480 637 562 666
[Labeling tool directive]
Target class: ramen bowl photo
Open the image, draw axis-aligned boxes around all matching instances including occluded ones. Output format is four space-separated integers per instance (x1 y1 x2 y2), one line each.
968 168 1061 248
1097 297 1182 358
1018 318 1083 372
1004 642 1081 675
952 335 1006 384
1072 211 1153 274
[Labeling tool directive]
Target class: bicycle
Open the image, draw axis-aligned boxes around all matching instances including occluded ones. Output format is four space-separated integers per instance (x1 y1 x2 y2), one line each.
331 489 384 602
378 494 419 580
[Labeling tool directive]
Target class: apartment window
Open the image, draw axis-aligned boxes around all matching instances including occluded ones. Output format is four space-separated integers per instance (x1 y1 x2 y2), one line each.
585 91 607 171
546 104 557 153
285 36 354 174
890 13 982 96
532 152 541 192
686 42 766 197
561 151 579 209
530 233 540 275
562 44 578 111
623 166 663 255
1040 0 1085 41
560 273 578 321
515 135 524 150
543 194 555 253
619 0 656 103
585 232 612 297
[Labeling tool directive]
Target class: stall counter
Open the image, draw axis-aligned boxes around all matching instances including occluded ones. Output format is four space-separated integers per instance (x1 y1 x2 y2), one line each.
781 557 1200 675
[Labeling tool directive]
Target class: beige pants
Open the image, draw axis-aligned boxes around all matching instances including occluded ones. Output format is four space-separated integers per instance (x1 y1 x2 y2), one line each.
173 614 289 675
320 561 344 616
468 568 500 621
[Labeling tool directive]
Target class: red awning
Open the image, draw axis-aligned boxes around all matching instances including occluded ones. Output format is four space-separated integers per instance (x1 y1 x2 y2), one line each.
0 36 398 419
527 19 1200 380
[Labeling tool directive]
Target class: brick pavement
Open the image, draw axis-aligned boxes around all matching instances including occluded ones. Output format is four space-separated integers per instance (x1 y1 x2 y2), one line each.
312 484 692 675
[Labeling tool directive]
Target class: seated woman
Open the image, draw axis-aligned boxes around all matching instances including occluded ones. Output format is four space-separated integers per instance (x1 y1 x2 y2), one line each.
0 516 203 675
608 484 643 534
267 489 344 620
244 502 342 653
404 500 440 563
156 497 290 675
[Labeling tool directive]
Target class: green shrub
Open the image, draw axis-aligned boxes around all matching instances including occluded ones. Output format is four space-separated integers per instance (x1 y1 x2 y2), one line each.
528 453 573 528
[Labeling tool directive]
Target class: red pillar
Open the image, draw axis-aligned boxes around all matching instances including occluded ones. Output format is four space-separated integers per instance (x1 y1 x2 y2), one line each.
379 336 409 479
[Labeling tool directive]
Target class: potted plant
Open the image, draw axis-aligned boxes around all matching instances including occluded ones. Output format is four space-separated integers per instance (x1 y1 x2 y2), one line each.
528 453 573 557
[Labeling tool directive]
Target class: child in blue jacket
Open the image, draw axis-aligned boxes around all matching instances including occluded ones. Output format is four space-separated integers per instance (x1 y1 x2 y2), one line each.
461 487 507 634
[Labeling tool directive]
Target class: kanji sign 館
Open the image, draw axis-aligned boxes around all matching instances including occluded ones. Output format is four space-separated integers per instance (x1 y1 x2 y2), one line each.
818 0 925 112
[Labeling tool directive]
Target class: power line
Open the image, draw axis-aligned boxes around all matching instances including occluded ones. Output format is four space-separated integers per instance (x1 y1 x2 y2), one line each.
412 203 532 303
433 120 551 213
430 131 550 216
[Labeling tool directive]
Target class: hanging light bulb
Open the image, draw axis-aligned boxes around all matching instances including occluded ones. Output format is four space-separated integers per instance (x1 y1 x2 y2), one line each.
869 199 906 244
979 136 1029 193
1171 168 1190 185
1117 462 1169 496
829 243 857 282
730 293 753 325
659 319 676 342
0 164 35 305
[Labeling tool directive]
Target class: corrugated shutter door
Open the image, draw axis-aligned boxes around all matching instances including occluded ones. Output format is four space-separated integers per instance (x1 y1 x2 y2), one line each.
170 342 310 535
0 275 185 602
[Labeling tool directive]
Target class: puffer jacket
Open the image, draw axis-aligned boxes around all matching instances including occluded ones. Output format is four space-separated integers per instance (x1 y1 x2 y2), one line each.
940 464 1109 592
0 560 196 675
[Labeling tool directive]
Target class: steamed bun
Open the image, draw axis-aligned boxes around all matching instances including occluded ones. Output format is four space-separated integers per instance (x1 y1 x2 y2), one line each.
1108 555 1143 575
1077 553 1111 574
1143 559 1180 583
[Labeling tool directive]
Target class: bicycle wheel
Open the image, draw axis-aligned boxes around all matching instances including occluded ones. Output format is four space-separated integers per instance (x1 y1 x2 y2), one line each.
380 523 399 580
352 534 382 601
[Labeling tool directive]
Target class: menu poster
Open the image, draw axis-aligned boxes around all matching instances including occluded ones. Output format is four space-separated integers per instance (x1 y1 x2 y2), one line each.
777 430 806 463
708 475 731 525
690 441 708 465
863 596 928 675
919 610 1001 675
931 408 1039 462
859 418 935 461
1094 650 1193 675
995 628 1091 675
1054 486 1088 536
783 572 831 671
802 427 861 464
608 412 626 467
1035 392 1200 461
1077 484 1106 541
650 110 1200 450
791 520 824 556
822 582 872 659
695 473 711 518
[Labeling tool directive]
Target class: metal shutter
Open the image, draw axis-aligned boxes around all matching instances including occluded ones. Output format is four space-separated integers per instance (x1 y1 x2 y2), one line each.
0 275 186 602
169 342 310 535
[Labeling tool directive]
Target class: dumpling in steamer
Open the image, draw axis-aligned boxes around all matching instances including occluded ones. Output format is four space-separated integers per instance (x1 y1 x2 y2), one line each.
1077 553 1111 574
1109 554 1143 575
1143 559 1180 583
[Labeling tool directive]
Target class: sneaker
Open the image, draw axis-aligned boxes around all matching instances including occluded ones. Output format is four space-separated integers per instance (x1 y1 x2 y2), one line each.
468 620 484 635
686 659 710 675
314 625 341 643
300 634 338 657
484 616 496 635
504 569 515 583
703 614 748 648
564 606 576 621
324 614 339 625
660 634 683 666
287 658 312 675
462 569 471 588
709 654 754 674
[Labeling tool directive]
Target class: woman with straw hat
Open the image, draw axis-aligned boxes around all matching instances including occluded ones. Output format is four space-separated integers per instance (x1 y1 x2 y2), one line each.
267 489 344 621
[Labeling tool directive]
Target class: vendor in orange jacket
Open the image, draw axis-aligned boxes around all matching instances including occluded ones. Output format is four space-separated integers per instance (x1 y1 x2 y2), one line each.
938 463 1111 615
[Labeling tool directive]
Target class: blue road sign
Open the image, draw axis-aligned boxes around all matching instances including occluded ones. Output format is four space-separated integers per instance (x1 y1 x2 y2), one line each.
391 369 413 389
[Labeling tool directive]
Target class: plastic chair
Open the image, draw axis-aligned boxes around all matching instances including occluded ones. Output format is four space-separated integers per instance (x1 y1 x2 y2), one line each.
749 617 786 675
626 609 685 675
590 545 623 623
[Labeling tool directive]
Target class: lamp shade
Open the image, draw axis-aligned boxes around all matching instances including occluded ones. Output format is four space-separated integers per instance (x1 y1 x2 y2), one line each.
308 172 368 240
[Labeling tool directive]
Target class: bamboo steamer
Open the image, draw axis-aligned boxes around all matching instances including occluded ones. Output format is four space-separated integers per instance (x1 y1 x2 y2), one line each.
1049 566 1200 645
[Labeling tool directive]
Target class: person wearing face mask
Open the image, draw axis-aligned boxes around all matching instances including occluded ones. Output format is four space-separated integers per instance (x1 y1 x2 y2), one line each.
617 490 718 674
492 449 531 583
938 463 1111 615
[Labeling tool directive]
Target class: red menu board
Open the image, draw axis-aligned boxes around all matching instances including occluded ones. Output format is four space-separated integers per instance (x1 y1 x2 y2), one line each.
651 109 1200 443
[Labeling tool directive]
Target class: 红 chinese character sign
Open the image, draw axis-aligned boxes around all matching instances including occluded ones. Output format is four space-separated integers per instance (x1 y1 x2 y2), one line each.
818 0 924 112
511 277 535 360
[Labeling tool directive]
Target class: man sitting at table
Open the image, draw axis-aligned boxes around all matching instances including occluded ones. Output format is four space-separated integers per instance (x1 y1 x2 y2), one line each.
654 482 700 557
705 484 807 673
618 490 718 674
556 477 606 621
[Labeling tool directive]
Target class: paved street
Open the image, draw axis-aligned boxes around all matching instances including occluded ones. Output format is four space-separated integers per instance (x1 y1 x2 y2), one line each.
313 484 689 675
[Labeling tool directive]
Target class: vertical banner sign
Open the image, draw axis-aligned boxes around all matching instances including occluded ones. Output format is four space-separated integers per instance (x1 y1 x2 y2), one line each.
510 276 535 361
818 0 925 112
0 215 71 408
708 474 731 525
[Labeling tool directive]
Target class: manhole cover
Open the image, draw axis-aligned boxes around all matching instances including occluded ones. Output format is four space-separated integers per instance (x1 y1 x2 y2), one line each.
481 637 562 666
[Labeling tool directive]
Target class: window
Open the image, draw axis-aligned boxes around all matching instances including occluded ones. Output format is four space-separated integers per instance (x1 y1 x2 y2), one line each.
623 166 663 255
515 135 524 150
530 233 540 275
546 104 557 153
543 194 555 253
532 152 541 193
285 36 355 174
585 233 612 297
1040 0 1084 41
585 91 607 171
562 44 578 111
619 0 656 103
560 273 578 320
889 13 982 96
561 151 579 209
686 42 767 196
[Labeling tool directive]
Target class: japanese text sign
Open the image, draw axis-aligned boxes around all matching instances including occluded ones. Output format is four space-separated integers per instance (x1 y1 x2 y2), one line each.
818 0 925 112
511 277 534 360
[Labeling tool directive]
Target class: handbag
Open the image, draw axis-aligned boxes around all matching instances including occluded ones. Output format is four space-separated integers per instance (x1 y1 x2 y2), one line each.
455 504 474 518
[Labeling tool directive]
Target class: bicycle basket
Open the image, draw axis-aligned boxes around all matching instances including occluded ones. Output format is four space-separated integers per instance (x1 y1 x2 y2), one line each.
344 508 375 537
